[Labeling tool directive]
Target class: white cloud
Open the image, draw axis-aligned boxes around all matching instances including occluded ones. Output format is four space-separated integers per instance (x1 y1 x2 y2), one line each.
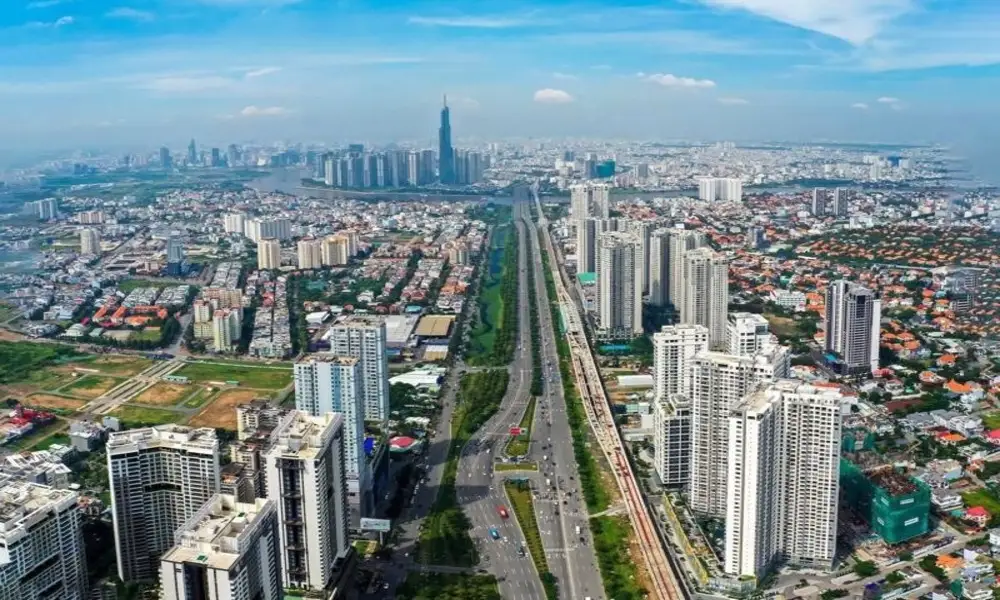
876 96 900 104
552 72 578 80
696 0 913 45
244 67 281 78
240 105 290 117
533 88 574 104
640 72 716 88
26 15 74 27
53 15 74 26
851 102 869 109
409 15 527 28
140 76 233 93
106 7 155 21
717 97 749 105
26 0 67 8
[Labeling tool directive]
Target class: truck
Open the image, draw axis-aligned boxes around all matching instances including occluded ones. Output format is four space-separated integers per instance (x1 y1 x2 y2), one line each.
497 505 509 520
489 527 501 540
575 525 582 535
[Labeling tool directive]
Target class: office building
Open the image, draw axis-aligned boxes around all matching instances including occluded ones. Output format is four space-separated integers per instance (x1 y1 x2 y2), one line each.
653 394 692 488
224 213 246 235
265 412 350 592
212 309 241 353
811 188 827 217
257 238 281 270
688 346 790 518
597 231 643 338
439 97 454 184
724 380 843 578
824 280 881 375
697 177 743 202
322 235 350 266
107 425 220 583
726 312 772 357
652 324 709 399
187 139 198 165
160 146 172 169
326 317 390 423
0 482 87 599
834 188 849 217
160 495 281 600
680 248 730 350
80 228 101 256
668 229 706 308
297 239 323 270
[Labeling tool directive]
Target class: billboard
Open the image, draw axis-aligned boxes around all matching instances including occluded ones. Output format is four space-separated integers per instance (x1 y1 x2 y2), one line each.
360 518 391 532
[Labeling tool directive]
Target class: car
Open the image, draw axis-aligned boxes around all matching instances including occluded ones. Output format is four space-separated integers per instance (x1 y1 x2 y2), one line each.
383 583 390 590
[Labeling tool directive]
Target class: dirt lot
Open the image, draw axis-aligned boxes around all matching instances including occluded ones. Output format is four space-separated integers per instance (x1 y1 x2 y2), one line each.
21 394 87 411
188 389 267 430
132 383 195 407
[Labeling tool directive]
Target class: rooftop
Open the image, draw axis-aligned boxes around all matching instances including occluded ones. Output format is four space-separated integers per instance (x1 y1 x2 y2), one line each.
107 424 219 453
162 494 273 571
269 411 343 461
0 482 77 539
868 467 920 497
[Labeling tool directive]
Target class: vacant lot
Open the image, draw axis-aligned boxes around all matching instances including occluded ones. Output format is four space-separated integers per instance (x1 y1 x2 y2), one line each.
132 383 193 406
63 375 122 399
174 362 292 390
110 405 184 428
188 389 265 429
21 394 88 411
83 356 153 376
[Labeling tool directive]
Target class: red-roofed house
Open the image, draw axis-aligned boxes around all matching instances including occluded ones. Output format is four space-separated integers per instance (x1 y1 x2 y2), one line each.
966 506 990 526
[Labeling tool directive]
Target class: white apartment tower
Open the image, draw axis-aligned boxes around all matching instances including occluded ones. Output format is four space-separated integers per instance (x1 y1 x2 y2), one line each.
688 347 790 517
160 495 281 600
726 312 772 357
297 239 323 270
597 231 643 338
257 238 281 270
652 324 709 399
825 280 881 374
667 229 706 308
326 317 390 423
724 381 843 578
0 482 87 599
629 220 653 295
570 182 611 222
107 425 221 583
648 229 671 306
245 218 291 243
265 412 350 592
80 228 101 255
322 235 350 267
653 394 692 488
294 356 366 481
212 309 241 353
224 212 246 234
680 247 730 349
698 177 743 202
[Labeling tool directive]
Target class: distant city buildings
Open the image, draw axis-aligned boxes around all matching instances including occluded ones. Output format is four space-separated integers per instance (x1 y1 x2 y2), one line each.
26 198 59 220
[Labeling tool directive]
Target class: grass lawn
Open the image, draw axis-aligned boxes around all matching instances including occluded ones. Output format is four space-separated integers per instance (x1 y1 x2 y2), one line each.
504 481 557 599
115 279 168 293
397 573 500 600
0 303 19 323
182 387 215 409
29 432 71 451
6 422 67 451
174 361 292 389
962 488 1000 514
22 368 76 391
591 515 647 600
983 413 1000 430
132 328 162 342
110 405 185 428
505 397 535 458
80 355 154 376
495 462 538 472
62 375 122 399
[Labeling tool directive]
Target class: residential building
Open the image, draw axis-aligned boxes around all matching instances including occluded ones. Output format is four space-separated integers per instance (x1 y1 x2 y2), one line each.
597 231 643 338
264 412 350 592
680 247 730 350
834 188 849 217
212 309 241 353
80 228 100 255
322 235 350 267
726 312 771 357
653 394 692 488
224 213 246 235
668 229 706 308
107 425 220 583
245 218 291 243
297 239 323 270
257 238 281 270
648 229 671 306
811 188 827 216
326 317 390 423
160 495 281 600
294 356 365 482
697 177 743 202
652 324 709 399
824 280 881 374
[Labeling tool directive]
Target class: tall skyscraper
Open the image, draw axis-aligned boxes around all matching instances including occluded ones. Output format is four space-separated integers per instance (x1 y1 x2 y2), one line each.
653 394 692 488
160 146 172 170
597 231 643 338
187 139 198 165
570 182 611 222
107 425 220 583
438 96 454 184
265 412 350 592
322 235 350 266
647 229 671 306
688 346 790 517
834 188 849 217
726 312 771 357
258 238 281 270
80 228 101 255
652 324 709 400
680 248 730 350
811 188 827 217
212 309 240 353
0 482 87 599
824 280 881 375
167 236 185 276
667 229 706 308
294 356 365 482
724 380 843 578
629 220 652 295
160 495 281 600
326 317 390 423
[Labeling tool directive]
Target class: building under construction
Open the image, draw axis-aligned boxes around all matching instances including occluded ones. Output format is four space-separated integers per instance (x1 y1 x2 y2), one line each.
841 459 931 544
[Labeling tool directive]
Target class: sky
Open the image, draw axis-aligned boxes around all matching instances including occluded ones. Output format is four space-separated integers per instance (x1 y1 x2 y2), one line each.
2 0 1000 156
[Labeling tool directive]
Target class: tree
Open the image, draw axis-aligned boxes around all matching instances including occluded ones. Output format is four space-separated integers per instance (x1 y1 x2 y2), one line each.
853 560 878 577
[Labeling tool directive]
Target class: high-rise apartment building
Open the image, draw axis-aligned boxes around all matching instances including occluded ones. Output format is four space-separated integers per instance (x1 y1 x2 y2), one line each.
688 347 790 517
597 231 643 338
647 229 671 306
629 220 652 295
80 228 101 255
224 213 246 235
76 209 105 224
107 425 220 583
245 218 291 243
297 239 323 270
257 238 281 270
570 182 611 222
294 356 365 481
160 495 281 600
680 248 730 349
834 188 849 217
326 317 390 423
667 229 706 308
697 177 743 202
0 482 87 599
654 394 692 488
652 324 709 399
212 309 241 353
265 412 350 592
824 280 881 375
726 312 771 357
322 235 350 266
811 188 827 217
724 380 842 578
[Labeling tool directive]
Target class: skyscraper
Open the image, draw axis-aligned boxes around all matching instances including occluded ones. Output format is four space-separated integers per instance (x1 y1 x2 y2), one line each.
326 316 390 423
597 231 643 338
167 236 185 276
653 394 692 488
257 238 281 270
188 139 198 165
438 96 454 184
680 247 730 349
297 239 323 270
724 380 843 578
834 188 849 217
294 356 365 482
160 146 172 170
824 280 881 375
648 229 671 307
629 220 652 295
265 412 350 592
811 188 827 217
160 495 281 600
107 425 221 583
688 346 790 517
652 324 709 400
0 482 88 599
80 228 101 255
667 229 706 308
725 312 772 357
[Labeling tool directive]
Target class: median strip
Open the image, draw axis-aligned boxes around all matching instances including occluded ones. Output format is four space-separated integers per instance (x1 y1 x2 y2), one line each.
504 479 559 600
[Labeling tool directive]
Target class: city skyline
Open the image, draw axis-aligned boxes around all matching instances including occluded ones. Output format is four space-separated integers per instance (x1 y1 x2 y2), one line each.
0 0 998 155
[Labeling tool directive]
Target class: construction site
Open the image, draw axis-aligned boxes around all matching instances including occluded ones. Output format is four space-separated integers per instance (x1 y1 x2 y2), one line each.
841 458 932 545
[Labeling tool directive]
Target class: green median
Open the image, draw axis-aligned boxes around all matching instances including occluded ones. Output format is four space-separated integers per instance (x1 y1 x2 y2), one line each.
504 480 559 600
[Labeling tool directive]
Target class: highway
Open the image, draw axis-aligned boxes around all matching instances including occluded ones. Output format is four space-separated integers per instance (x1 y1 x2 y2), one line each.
533 188 689 600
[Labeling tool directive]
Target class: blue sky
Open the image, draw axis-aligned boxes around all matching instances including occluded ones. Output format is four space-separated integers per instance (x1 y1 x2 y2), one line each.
2 0 1000 151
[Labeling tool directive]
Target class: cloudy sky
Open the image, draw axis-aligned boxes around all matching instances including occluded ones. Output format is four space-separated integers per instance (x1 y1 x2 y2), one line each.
1 0 999 153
